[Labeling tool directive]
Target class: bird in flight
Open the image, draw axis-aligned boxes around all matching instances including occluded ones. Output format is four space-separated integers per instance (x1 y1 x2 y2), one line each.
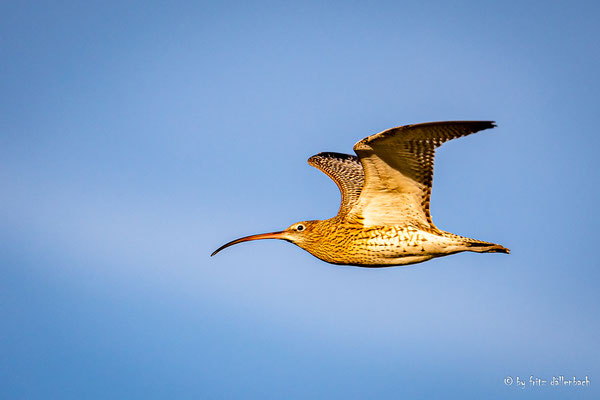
212 121 509 267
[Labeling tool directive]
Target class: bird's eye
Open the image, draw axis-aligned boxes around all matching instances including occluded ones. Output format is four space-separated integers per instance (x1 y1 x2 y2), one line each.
296 224 305 231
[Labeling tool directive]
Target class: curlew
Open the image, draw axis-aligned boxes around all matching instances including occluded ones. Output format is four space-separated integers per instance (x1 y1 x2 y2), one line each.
212 121 509 267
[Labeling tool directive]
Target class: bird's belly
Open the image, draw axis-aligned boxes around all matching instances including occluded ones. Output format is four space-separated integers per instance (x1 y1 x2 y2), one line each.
317 226 456 267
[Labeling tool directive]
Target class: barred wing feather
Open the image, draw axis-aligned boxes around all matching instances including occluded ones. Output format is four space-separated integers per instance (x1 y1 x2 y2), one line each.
351 121 496 228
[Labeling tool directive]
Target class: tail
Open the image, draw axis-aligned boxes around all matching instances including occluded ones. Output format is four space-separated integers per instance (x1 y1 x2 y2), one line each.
467 241 510 254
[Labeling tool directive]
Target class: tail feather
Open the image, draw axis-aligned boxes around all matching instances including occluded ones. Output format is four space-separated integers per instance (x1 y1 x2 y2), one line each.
467 241 510 254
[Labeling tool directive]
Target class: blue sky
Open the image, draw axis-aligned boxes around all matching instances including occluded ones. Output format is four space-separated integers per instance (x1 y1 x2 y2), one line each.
2 1 599 398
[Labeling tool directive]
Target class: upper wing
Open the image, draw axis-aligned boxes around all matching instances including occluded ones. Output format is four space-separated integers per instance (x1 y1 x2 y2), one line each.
350 121 496 228
308 152 365 218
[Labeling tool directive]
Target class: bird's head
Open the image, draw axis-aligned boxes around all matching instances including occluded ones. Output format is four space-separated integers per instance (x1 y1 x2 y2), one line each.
211 220 321 257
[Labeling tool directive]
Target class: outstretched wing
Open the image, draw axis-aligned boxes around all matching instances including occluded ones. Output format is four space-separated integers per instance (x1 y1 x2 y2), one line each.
350 121 496 228
308 152 365 217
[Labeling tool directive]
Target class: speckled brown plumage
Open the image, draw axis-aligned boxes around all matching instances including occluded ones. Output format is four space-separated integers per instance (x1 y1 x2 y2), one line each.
212 120 509 267
307 152 364 218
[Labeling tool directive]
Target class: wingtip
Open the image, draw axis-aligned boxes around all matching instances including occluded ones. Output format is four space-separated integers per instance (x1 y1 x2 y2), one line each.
309 152 357 161
465 120 496 134
471 120 496 130
307 152 359 166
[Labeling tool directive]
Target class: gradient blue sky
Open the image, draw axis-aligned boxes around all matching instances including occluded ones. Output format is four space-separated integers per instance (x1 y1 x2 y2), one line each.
2 1 599 399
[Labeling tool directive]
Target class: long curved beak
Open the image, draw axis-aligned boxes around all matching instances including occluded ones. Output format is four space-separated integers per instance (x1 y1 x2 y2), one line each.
211 231 287 256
